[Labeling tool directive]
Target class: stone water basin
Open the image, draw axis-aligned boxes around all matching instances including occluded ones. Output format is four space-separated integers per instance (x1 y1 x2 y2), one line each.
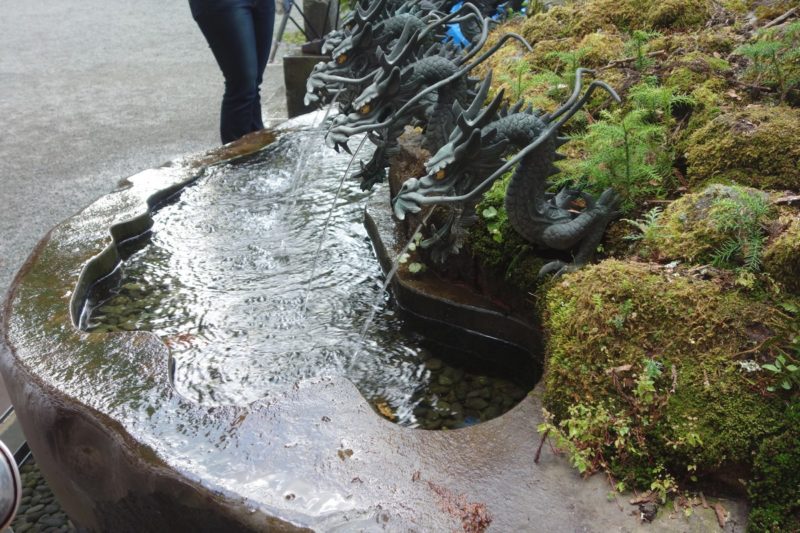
1 113 746 531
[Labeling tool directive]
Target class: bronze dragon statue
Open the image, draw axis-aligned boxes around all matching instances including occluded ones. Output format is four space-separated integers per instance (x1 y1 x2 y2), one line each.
305 0 477 111
392 69 622 275
324 10 531 190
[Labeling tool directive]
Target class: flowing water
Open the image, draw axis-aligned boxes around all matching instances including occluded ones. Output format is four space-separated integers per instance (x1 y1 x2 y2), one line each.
85 129 533 429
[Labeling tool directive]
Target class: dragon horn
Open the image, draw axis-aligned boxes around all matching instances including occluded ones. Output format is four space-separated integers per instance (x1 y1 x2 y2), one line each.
419 1 478 40
383 22 419 67
453 6 489 65
463 71 494 119
548 79 621 129
460 32 532 70
356 0 386 24
543 68 591 123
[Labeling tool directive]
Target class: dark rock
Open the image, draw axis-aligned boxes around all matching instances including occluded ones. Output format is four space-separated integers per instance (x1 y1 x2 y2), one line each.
639 502 658 522
466 397 489 411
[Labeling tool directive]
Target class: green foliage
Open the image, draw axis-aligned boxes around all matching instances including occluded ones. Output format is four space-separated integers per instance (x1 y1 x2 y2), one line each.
622 206 664 243
562 83 690 211
478 173 512 243
628 82 695 127
498 59 534 101
735 21 800 102
625 30 661 70
762 354 800 392
708 187 772 272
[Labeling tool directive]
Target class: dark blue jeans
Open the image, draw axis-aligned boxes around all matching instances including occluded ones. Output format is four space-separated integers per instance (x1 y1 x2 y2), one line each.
191 0 275 144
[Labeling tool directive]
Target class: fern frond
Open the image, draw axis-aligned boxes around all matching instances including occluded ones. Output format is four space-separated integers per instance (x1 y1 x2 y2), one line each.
712 239 741 268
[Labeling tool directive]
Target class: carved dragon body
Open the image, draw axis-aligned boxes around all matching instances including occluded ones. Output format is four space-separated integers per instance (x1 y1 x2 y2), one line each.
393 70 622 274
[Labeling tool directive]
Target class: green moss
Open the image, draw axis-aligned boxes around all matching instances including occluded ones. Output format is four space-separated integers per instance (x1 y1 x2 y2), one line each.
468 176 546 294
646 184 776 265
763 214 800 294
685 105 800 190
645 0 712 29
520 0 713 42
542 259 785 484
576 32 627 67
747 402 800 532
662 52 731 94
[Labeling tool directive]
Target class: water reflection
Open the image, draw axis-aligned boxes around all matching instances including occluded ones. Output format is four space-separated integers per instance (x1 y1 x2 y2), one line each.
86 131 530 429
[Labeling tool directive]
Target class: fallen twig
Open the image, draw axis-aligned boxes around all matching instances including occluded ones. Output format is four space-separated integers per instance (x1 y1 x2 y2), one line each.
763 7 798 29
774 194 800 206
700 492 709 509
713 502 728 528
534 429 549 464
601 50 668 69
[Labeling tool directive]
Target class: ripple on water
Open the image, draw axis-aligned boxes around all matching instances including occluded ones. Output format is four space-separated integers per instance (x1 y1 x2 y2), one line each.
85 131 532 429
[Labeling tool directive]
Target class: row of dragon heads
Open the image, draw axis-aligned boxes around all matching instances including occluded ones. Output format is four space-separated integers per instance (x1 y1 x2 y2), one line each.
304 0 624 276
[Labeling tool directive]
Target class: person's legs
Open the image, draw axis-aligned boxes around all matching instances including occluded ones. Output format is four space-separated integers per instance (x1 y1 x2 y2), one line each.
194 2 260 143
250 0 275 131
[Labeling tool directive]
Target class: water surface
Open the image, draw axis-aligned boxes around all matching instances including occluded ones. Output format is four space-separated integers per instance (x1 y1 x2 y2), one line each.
86 129 530 428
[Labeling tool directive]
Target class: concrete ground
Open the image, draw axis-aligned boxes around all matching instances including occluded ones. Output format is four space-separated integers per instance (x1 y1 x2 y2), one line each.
0 0 304 414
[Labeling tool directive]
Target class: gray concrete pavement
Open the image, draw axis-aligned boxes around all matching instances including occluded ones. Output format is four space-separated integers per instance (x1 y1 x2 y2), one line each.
0 0 293 299
0 0 297 412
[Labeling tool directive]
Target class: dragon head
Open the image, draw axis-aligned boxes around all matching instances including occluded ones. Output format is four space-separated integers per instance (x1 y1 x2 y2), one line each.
392 74 507 219
325 23 421 152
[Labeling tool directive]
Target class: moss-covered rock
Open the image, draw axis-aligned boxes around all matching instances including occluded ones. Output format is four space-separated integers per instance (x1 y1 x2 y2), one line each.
644 184 776 265
685 106 800 190
542 259 786 484
520 0 713 42
747 401 800 532
644 0 712 29
763 213 800 294
662 52 731 95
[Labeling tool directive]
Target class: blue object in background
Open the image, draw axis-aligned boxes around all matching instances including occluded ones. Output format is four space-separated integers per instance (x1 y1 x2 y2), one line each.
444 1 471 48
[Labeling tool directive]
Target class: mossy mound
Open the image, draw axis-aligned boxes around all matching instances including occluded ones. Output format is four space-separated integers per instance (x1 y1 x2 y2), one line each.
763 213 800 294
521 0 713 42
747 402 800 533
644 184 776 265
685 106 800 190
542 259 786 484
662 52 731 95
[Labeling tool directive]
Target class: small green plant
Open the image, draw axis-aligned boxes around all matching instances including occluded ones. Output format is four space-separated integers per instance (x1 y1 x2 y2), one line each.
609 299 635 331
763 354 800 392
544 48 588 89
477 173 512 243
563 106 673 211
625 30 662 71
498 58 534 101
627 82 694 127
622 206 664 242
709 188 772 272
634 359 663 405
735 21 800 102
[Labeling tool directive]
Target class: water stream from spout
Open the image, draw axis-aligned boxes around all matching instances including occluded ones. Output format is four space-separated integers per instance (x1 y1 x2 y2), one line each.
349 209 433 372
300 134 367 317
